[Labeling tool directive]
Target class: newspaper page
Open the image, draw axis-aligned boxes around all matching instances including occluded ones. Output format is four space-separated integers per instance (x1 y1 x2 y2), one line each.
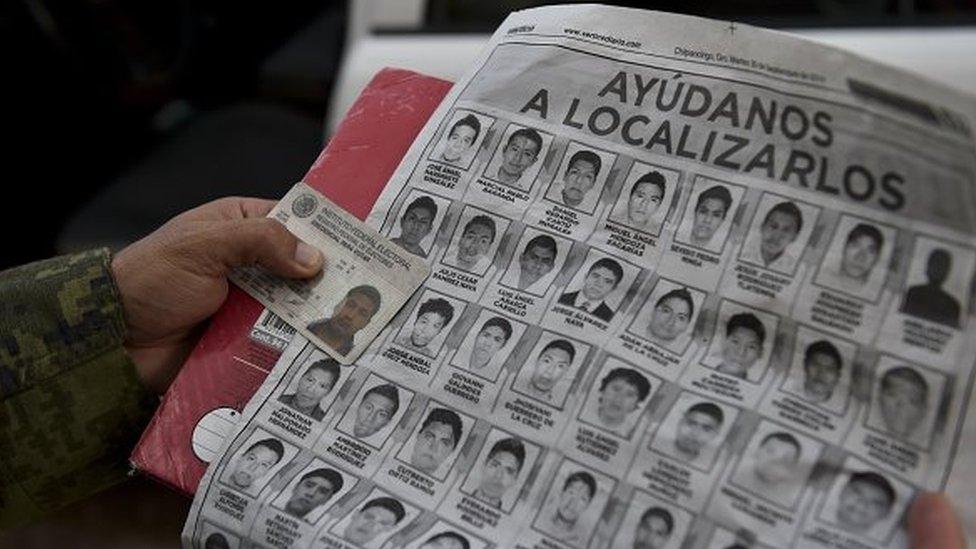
183 5 976 549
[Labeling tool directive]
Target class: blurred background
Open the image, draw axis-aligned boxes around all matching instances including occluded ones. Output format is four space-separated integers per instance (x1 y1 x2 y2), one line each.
3 0 975 546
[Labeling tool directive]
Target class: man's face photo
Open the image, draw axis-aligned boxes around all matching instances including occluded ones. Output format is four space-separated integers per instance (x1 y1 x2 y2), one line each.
331 291 379 339
285 473 338 518
628 181 664 227
598 376 642 427
518 241 556 286
752 435 800 485
803 349 841 403
836 475 894 531
878 368 928 438
759 210 800 262
554 477 594 525
674 407 721 459
841 233 880 281
470 322 509 369
345 505 398 544
230 444 280 489
410 413 460 474
411 311 447 348
443 124 477 163
478 449 521 502
634 511 672 549
456 221 493 268
420 533 469 549
499 134 540 181
647 295 691 343
399 205 436 247
720 326 762 377
691 197 728 244
581 264 619 302
561 158 599 207
354 392 397 438
294 366 337 409
529 345 573 394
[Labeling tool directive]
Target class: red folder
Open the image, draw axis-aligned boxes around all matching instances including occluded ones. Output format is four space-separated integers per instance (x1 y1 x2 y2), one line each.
130 68 452 496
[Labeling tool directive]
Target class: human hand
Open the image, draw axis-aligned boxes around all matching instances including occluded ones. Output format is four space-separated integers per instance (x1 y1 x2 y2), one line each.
111 197 324 393
909 492 966 549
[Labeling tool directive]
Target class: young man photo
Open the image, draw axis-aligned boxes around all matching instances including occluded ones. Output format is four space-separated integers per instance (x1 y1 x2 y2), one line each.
282 467 344 520
471 436 527 510
465 316 513 372
632 506 674 549
740 200 805 273
278 358 341 420
226 437 286 492
439 114 482 165
714 312 767 380
620 170 667 233
397 297 456 356
509 233 560 294
644 287 696 350
409 407 464 476
800 340 843 405
876 365 930 441
307 285 382 357
521 339 577 403
552 149 604 210
834 471 896 534
447 214 498 274
342 496 407 545
682 184 733 250
738 431 804 506
817 220 889 300
669 401 725 466
492 127 544 188
557 257 624 322
545 470 598 546
418 531 471 549
591 367 652 432
351 383 400 440
391 195 440 258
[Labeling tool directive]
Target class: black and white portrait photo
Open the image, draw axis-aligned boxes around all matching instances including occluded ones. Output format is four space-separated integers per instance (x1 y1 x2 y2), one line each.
337 375 413 449
430 110 494 170
388 190 451 259
331 488 417 548
270 460 353 523
499 227 571 296
578 357 656 438
396 401 473 480
607 161 680 236
629 278 707 355
865 358 945 448
221 430 297 497
612 491 691 549
532 460 614 548
544 142 616 215
405 521 486 549
738 193 820 275
483 123 553 191
450 310 526 381
674 177 745 254
701 301 779 383
556 250 639 322
199 522 241 549
728 421 822 509
818 458 910 542
814 215 896 302
780 328 856 415
307 283 383 358
395 290 466 357
651 393 737 472
899 236 975 329
441 206 510 275
511 332 589 408
277 354 344 421
460 428 540 513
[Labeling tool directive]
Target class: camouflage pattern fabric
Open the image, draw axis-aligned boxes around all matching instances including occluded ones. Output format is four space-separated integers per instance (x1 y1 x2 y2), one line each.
0 249 157 528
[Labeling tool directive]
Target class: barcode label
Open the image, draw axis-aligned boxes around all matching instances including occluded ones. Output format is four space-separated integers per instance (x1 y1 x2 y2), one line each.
249 310 296 351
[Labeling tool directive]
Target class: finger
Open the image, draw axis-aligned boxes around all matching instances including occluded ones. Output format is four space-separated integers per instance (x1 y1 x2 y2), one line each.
212 217 324 278
178 196 278 223
908 493 966 549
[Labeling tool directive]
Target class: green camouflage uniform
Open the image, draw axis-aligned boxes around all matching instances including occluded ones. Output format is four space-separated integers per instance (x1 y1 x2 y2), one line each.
0 249 157 528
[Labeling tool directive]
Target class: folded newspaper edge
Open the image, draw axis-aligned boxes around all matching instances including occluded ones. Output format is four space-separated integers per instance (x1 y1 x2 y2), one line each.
185 5 976 549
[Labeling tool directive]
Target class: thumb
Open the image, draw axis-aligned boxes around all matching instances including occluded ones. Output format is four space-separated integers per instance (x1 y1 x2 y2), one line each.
908 493 966 549
215 217 324 278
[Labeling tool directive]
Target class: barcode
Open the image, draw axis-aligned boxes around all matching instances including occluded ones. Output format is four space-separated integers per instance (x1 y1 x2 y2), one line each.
258 311 297 336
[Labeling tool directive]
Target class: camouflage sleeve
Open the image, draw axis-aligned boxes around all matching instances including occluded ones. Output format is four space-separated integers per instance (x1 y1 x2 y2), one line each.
0 249 157 528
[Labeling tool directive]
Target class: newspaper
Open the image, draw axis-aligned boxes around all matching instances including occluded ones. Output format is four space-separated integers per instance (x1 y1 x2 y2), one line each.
183 5 976 549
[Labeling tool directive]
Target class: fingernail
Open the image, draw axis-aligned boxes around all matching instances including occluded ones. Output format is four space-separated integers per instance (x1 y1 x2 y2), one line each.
295 241 323 269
